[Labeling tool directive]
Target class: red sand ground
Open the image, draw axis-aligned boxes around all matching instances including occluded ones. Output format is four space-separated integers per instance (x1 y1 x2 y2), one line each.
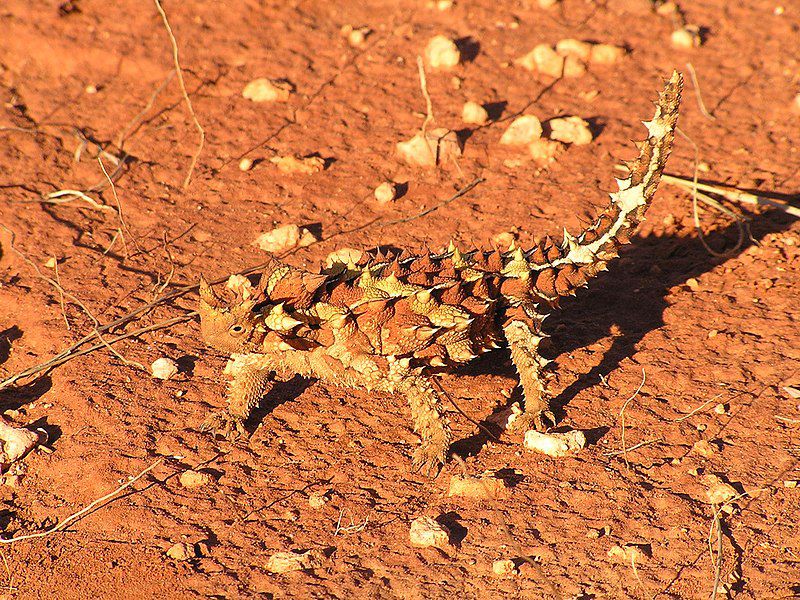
1 1 799 598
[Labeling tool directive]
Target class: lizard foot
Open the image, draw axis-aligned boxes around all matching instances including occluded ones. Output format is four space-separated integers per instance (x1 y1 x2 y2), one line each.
508 408 556 434
411 440 447 478
199 411 247 439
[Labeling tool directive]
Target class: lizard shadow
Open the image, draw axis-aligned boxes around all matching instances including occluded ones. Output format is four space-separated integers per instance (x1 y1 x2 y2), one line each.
246 375 315 435
449 206 796 459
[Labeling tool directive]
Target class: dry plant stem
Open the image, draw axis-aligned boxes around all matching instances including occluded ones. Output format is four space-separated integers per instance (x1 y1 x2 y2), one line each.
416 55 436 158
154 0 205 189
42 189 115 213
115 69 176 149
662 173 800 218
619 369 646 469
0 225 147 373
709 506 723 600
52 258 70 331
674 393 724 422
0 458 164 544
686 62 716 120
602 438 661 457
98 156 136 255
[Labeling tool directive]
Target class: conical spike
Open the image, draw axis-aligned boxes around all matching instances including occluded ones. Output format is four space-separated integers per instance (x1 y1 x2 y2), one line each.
199 276 225 309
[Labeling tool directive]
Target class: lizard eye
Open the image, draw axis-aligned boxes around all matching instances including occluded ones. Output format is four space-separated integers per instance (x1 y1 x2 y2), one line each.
229 324 245 336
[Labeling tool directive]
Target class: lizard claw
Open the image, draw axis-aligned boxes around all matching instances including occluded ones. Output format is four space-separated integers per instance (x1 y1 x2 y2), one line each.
508 408 556 433
200 411 247 439
411 441 447 478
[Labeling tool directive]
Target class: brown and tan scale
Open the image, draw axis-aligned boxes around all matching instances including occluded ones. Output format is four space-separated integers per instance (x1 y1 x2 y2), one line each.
197 72 684 476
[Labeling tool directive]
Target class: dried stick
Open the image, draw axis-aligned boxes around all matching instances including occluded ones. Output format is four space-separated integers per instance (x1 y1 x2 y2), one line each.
52 257 70 331
619 369 646 469
686 62 716 121
41 189 115 213
0 458 163 544
98 155 136 254
674 393 724 422
115 69 176 149
154 0 205 189
416 55 435 140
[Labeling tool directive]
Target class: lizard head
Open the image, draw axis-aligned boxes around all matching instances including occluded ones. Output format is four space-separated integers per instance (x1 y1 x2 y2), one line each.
197 275 266 354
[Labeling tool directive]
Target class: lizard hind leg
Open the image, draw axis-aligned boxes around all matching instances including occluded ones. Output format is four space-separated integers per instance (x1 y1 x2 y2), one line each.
502 318 555 433
385 358 452 477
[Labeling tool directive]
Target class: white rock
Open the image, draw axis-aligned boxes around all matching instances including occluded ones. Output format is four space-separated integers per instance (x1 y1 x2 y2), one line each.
589 43 626 64
500 115 542 145
671 26 702 49
166 542 196 561
374 182 398 203
409 516 451 549
253 224 317 253
555 39 593 61
242 78 294 102
0 421 39 465
396 127 461 168
608 544 647 564
151 357 179 380
462 101 489 125
703 474 738 504
266 549 324 573
269 155 325 174
524 429 586 457
492 558 518 575
547 116 593 145
238 157 254 171
424 35 461 69
516 44 585 78
340 25 371 48
308 491 329 509
529 138 566 164
179 470 213 488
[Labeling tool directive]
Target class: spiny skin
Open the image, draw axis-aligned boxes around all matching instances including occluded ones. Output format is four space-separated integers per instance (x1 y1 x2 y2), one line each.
197 72 683 476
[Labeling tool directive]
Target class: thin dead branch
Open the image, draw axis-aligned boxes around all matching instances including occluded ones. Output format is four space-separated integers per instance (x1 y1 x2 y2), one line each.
154 0 205 189
619 369 646 469
0 458 164 544
686 62 716 121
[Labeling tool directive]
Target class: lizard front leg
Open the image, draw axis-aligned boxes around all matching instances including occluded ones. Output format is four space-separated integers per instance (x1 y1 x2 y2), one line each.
200 353 273 438
503 319 555 433
385 358 451 477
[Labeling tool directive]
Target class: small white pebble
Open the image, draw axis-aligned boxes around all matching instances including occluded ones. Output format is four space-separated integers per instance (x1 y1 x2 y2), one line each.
253 224 317 253
671 25 702 49
43 257 58 269
714 403 728 415
462 101 489 125
524 429 586 457
608 544 647 564
151 357 179 381
492 559 518 576
374 181 398 203
308 492 329 509
500 115 543 145
85 84 98 94
703 474 738 504
238 157 254 171
242 78 294 102
547 116 593 145
784 480 798 488
269 155 325 174
166 542 196 561
409 516 451 549
424 35 461 70
179 470 213 488
396 128 461 168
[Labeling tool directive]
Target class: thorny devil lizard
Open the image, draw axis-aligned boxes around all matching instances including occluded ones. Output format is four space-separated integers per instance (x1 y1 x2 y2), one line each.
197 71 683 476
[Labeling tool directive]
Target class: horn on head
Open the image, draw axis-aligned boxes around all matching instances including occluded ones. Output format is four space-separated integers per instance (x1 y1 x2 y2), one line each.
199 275 225 309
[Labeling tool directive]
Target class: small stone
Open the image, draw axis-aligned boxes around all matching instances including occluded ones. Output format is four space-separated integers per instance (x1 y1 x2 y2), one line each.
529 138 566 164
492 230 518 248
492 559 518 576
516 44 560 77
555 39 593 61
409 516 451 549
85 84 98 94
151 357 179 381
692 439 717 457
524 429 586 457
703 474 738 504
374 181 398 203
792 94 800 114
500 115 543 145
242 78 294 102
462 101 489 125
424 35 461 70
238 157 254 171
166 542 197 561
589 43 626 65
340 25 371 47
586 525 611 539
671 25 702 49
43 257 58 269
714 403 728 415
546 116 593 145
266 549 324 573
784 480 798 488
608 544 647 564
396 127 461 168
269 155 326 174
179 470 213 488
685 277 700 291
448 474 509 499
538 0 559 8
253 224 318 252
325 248 362 268
308 491 329 509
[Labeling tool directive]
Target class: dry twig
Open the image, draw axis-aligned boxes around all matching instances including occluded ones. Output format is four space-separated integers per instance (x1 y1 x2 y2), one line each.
154 0 205 189
619 369 646 469
0 458 164 544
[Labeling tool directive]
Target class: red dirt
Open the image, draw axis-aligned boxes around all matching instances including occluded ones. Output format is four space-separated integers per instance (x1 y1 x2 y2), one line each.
1 1 799 598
